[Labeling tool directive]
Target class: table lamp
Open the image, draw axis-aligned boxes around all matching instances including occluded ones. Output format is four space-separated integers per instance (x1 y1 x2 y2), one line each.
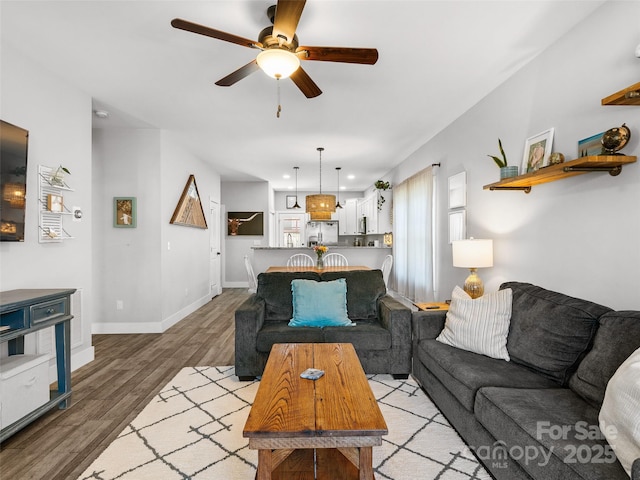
452 238 494 299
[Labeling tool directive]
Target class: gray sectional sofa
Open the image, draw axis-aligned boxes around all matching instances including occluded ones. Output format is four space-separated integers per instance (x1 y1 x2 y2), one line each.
412 281 640 480
235 269 412 380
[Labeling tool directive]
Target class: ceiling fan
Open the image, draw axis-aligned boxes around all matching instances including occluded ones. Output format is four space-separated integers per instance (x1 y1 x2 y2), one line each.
171 0 378 98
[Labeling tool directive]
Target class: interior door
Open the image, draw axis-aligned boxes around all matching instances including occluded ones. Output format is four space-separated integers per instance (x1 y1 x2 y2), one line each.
209 199 221 297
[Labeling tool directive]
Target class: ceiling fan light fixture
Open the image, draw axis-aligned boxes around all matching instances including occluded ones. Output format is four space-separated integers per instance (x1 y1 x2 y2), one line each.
256 48 300 79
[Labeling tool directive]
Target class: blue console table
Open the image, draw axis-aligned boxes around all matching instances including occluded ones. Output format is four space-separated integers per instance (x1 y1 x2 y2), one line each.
0 288 75 442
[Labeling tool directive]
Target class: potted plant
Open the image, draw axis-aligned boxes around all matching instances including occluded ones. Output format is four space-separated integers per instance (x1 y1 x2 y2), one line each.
50 165 71 187
488 139 518 179
374 180 392 210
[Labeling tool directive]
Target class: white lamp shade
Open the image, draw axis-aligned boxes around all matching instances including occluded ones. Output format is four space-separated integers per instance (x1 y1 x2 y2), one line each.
452 238 494 268
256 49 300 79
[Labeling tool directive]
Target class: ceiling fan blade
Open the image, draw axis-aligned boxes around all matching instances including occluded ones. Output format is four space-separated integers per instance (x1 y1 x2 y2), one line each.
171 18 261 49
215 60 261 87
290 66 322 98
272 0 306 44
297 46 378 65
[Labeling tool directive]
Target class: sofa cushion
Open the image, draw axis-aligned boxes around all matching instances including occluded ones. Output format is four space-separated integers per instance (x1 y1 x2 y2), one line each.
599 346 640 477
257 272 321 321
289 278 353 327
436 286 512 361
501 282 611 385
569 310 640 407
323 320 391 351
256 321 324 352
416 338 558 412
475 387 628 480
320 270 385 320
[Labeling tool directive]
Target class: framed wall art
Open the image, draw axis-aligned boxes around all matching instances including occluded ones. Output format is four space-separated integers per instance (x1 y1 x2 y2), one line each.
47 194 64 213
448 172 466 209
170 175 207 229
114 197 136 228
448 210 466 244
578 132 605 157
522 128 554 174
286 195 298 209
227 211 263 236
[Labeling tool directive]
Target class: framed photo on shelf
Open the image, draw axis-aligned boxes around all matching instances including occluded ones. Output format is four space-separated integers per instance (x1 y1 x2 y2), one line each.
47 194 64 213
114 197 137 228
522 128 554 174
448 210 466 244
286 195 298 209
448 172 466 209
578 132 605 157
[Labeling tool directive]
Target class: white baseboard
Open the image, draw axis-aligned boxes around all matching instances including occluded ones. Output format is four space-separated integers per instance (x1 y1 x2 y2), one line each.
92 294 211 334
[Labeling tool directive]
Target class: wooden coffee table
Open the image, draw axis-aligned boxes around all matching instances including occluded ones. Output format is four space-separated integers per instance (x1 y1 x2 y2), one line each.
243 343 388 480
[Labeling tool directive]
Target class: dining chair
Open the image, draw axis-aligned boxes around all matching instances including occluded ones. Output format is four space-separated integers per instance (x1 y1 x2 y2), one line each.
286 253 315 267
381 254 393 288
244 255 258 294
323 253 349 267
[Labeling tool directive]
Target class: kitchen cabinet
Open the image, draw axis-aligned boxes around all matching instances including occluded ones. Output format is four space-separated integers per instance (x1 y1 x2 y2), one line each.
339 198 361 235
356 190 392 235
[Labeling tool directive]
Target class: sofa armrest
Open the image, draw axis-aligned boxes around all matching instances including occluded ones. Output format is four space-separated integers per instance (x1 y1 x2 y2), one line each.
632 458 640 480
234 295 266 377
412 309 447 342
378 296 412 374
379 296 412 340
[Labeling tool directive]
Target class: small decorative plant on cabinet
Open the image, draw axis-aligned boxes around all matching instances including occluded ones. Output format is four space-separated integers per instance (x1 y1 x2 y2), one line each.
374 180 392 210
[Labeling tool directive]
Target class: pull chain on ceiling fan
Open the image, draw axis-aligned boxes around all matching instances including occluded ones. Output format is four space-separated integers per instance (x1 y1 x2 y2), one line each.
170 0 378 99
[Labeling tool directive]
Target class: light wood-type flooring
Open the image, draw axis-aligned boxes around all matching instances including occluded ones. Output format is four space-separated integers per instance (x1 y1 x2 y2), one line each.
0 288 250 480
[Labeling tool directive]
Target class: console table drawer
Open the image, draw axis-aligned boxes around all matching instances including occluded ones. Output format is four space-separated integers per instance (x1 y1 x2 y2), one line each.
30 298 68 325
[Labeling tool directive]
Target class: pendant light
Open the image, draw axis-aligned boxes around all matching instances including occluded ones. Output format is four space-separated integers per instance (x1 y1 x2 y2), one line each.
335 167 343 209
306 147 336 220
292 166 301 209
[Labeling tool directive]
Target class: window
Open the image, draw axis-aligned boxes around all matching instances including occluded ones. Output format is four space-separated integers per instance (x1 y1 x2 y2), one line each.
392 166 436 302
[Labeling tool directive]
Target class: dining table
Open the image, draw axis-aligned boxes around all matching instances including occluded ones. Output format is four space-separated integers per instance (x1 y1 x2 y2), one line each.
265 265 371 273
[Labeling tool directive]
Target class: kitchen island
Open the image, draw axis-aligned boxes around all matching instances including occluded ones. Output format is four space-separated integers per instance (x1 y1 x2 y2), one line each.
251 246 392 275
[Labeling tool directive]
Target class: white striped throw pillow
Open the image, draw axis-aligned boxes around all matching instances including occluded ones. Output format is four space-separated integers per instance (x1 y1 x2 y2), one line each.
436 286 513 361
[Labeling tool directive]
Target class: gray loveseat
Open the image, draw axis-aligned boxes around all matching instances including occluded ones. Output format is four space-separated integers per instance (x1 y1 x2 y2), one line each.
235 269 412 380
412 281 640 480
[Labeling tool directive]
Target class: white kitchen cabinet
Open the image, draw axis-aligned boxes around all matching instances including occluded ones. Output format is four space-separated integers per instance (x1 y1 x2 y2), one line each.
341 198 361 235
356 190 392 235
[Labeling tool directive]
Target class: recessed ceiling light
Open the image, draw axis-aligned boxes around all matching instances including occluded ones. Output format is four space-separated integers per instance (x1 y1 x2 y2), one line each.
94 110 110 119
283 174 290 179
347 174 355 180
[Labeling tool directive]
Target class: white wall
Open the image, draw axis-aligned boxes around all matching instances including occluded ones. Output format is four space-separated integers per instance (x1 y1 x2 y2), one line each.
92 128 162 332
388 1 640 310
221 181 270 285
160 132 221 327
92 128 221 333
0 43 95 370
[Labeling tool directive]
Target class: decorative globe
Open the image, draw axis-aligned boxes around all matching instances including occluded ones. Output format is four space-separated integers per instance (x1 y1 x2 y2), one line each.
601 123 630 155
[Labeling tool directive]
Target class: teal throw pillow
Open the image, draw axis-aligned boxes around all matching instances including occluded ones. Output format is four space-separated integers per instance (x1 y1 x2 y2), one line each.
289 278 353 327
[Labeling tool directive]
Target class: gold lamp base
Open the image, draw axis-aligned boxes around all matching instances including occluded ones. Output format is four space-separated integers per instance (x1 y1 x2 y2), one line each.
463 268 484 299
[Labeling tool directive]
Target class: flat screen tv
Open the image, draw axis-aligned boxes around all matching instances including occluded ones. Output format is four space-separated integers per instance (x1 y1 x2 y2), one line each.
0 120 29 241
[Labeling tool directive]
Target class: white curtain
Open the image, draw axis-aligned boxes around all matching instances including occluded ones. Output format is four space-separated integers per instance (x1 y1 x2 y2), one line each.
392 166 435 302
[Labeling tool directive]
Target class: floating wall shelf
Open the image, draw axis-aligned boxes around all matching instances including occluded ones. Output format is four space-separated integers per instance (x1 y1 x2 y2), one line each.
601 82 640 106
483 155 637 194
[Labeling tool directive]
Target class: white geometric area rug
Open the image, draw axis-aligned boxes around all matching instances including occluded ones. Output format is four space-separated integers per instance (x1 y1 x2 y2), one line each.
78 366 490 480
